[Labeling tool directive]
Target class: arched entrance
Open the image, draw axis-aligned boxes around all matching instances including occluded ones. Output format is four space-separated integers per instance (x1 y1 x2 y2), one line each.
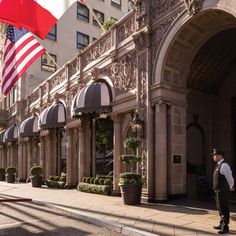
154 1 236 199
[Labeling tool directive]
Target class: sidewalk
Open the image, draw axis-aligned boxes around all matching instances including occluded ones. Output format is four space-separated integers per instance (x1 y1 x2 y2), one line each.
0 182 236 236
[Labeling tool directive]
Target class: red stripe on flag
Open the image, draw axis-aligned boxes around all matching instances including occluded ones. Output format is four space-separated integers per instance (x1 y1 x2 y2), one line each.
2 42 43 88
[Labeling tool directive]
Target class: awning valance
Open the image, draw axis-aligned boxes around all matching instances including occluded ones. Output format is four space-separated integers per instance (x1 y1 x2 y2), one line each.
3 123 18 142
71 81 113 117
19 115 39 137
39 102 66 129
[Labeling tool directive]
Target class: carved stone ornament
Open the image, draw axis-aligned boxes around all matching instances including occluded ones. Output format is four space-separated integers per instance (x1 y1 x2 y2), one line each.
184 0 204 15
133 27 150 52
90 67 100 81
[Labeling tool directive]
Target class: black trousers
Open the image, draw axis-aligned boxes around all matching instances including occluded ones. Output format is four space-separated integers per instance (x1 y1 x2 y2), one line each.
215 190 230 228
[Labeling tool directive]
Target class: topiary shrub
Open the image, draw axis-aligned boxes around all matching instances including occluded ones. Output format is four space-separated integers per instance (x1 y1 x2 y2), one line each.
104 178 113 186
46 180 66 189
90 177 96 184
78 182 112 195
30 166 43 176
99 178 105 185
6 167 16 175
86 177 91 183
94 178 100 185
59 176 66 183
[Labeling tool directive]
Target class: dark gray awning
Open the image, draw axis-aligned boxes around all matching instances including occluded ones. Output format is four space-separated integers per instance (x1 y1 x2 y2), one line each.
71 81 113 117
19 115 39 137
3 123 18 142
39 102 66 129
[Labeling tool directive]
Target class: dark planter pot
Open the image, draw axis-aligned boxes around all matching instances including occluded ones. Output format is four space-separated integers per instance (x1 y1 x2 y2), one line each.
0 174 5 181
119 184 142 205
6 175 15 183
31 176 42 187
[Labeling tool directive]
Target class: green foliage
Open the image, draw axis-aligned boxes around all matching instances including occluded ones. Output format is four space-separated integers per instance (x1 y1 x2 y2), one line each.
30 166 43 176
90 177 96 184
119 172 143 185
46 180 66 189
104 178 113 186
124 137 140 154
99 178 105 185
102 18 117 31
59 176 66 183
86 177 91 183
78 182 112 195
120 154 141 171
82 177 87 183
6 166 16 175
94 178 100 185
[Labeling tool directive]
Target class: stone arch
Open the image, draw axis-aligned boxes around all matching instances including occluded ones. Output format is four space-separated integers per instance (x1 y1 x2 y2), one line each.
154 0 236 86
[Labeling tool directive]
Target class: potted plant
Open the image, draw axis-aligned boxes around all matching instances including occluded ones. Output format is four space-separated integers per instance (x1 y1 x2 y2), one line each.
119 136 143 205
0 168 5 181
30 166 43 187
6 166 16 183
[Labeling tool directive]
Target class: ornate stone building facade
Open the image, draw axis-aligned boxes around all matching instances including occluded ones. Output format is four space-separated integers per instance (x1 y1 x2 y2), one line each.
1 0 236 201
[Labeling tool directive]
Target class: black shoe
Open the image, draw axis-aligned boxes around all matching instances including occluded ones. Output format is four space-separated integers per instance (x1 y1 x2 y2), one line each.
218 228 229 234
214 225 222 230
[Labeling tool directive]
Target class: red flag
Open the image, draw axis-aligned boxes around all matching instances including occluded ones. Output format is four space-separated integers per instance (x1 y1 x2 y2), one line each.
2 25 45 96
0 0 76 39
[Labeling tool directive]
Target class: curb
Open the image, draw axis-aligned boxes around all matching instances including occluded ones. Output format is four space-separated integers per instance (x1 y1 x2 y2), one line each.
33 200 159 236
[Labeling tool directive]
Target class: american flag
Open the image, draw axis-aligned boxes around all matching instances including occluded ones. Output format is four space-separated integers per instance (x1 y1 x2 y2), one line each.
1 25 45 96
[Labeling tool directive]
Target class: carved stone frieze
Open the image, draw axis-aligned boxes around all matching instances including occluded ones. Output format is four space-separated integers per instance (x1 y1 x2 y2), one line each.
117 13 136 43
111 53 137 94
184 0 204 15
82 33 112 68
135 0 147 29
150 0 179 21
151 10 182 65
50 69 66 88
100 52 137 95
137 50 147 120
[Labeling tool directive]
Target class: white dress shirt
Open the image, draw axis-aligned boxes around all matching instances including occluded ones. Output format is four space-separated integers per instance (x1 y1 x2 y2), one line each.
218 159 234 189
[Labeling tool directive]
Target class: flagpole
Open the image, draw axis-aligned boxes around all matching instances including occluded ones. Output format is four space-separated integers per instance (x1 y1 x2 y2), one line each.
44 51 61 69
79 0 106 33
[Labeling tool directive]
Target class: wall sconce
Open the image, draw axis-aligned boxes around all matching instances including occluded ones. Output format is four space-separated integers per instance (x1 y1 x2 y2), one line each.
131 111 144 137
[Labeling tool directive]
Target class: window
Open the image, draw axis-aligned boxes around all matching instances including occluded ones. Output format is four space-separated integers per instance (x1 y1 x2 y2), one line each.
128 0 134 11
77 2 89 22
77 32 89 49
93 9 104 27
41 53 57 72
111 0 121 8
46 25 57 41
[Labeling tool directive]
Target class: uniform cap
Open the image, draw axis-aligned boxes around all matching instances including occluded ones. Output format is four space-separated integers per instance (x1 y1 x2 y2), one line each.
211 148 224 156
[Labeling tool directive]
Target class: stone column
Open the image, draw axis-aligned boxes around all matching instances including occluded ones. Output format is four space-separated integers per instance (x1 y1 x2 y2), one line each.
45 131 52 179
27 139 32 178
10 143 13 166
22 141 27 180
66 128 73 186
52 129 57 176
155 102 168 200
3 146 7 169
78 121 85 181
113 114 122 193
7 144 10 167
18 139 23 180
40 136 45 180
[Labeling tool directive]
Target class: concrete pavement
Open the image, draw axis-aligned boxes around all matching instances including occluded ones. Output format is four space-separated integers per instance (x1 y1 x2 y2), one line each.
0 182 236 235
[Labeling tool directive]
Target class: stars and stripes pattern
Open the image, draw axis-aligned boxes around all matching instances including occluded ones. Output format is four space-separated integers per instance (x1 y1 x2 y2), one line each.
2 25 45 96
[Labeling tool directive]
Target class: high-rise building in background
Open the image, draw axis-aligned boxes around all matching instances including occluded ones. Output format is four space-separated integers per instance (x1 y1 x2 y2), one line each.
1 0 134 107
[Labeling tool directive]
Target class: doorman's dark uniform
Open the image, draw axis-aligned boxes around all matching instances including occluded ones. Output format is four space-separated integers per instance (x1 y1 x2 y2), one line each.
213 160 230 229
